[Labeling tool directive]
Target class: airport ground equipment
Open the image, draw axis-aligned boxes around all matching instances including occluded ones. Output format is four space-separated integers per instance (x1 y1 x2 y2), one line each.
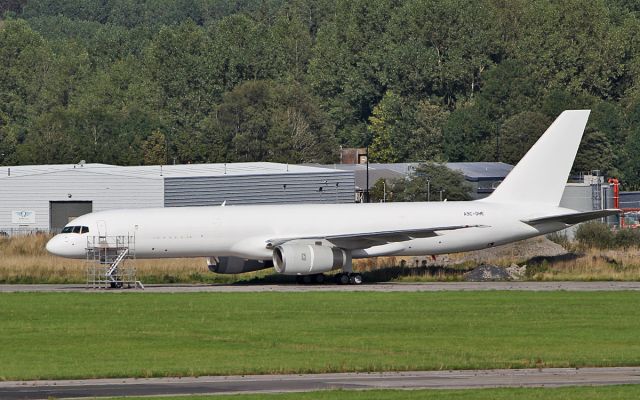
86 235 142 289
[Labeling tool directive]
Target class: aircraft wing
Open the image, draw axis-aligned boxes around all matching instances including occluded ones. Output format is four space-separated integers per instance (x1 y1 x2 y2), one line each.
266 224 487 250
522 209 620 227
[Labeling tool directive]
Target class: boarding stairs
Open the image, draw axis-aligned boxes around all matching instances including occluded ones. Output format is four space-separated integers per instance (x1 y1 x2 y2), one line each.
86 235 143 289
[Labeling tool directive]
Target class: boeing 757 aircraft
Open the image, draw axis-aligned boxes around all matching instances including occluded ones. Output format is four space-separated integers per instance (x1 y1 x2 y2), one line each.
47 110 618 284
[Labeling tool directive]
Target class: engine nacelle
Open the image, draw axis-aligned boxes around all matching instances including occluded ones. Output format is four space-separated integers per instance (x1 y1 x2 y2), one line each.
273 244 347 275
208 257 273 274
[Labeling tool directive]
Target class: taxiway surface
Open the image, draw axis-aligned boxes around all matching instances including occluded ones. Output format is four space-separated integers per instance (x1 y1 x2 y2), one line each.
1 281 640 292
1 367 640 399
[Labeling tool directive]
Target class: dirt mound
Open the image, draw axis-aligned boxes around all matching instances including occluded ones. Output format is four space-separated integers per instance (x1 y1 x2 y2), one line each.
451 236 567 265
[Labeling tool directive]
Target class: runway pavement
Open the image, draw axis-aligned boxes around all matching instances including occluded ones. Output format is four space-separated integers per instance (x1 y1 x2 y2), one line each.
1 367 640 399
1 281 640 292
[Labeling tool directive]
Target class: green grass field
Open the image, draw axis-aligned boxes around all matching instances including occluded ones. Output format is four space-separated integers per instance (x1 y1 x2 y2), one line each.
109 386 640 400
1 291 639 380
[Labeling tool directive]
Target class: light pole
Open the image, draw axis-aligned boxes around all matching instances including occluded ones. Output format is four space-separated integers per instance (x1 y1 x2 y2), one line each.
427 179 430 202
382 180 386 202
365 145 370 203
439 189 445 201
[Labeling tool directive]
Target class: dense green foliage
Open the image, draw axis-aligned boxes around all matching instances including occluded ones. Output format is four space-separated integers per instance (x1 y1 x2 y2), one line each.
2 1 640 185
575 221 640 249
2 291 640 380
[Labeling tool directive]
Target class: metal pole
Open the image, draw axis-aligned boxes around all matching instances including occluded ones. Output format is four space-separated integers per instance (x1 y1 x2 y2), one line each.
383 180 386 202
365 146 370 203
427 180 430 202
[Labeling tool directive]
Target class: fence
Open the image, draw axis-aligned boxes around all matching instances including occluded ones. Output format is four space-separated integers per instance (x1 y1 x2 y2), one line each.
0 228 54 237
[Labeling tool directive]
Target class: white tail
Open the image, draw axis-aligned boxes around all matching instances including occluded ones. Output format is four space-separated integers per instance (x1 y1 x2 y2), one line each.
486 110 591 206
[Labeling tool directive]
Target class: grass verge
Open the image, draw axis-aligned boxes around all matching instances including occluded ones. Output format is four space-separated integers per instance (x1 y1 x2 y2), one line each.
1 291 639 380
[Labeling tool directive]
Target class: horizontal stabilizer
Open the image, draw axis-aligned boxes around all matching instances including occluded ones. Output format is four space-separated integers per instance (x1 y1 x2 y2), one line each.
522 209 620 227
266 224 487 250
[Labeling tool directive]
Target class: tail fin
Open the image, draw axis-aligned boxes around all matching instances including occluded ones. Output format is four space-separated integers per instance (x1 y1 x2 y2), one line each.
486 110 591 205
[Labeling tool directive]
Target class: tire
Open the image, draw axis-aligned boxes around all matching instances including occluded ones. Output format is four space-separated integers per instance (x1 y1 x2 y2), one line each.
338 273 350 285
349 274 363 285
314 274 325 284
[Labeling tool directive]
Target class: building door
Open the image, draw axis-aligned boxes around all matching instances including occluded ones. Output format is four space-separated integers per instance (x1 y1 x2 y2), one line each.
49 201 93 232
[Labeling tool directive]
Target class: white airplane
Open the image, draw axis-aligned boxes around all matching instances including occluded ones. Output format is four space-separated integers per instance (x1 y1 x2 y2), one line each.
47 110 618 284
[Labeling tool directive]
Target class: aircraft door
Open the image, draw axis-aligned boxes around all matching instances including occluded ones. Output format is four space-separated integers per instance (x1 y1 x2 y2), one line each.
97 220 107 238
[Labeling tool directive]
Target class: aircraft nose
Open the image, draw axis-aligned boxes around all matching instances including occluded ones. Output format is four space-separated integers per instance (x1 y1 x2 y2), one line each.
45 235 63 256
46 235 83 258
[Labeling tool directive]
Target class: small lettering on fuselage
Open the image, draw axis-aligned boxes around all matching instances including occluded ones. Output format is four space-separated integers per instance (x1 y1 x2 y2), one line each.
463 211 485 217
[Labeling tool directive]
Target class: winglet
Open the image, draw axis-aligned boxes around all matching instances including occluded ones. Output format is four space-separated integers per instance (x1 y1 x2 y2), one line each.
485 110 591 205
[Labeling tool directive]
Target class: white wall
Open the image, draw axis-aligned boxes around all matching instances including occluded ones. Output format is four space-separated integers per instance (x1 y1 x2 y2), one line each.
0 170 163 231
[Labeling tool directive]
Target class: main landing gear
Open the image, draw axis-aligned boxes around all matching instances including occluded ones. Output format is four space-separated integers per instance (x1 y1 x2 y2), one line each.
335 272 363 285
295 273 363 285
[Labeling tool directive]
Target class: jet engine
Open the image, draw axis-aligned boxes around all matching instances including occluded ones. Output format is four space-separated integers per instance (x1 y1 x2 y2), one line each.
208 257 273 274
272 244 348 275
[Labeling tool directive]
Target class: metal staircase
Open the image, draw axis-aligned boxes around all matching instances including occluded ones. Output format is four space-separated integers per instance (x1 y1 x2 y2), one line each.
86 235 142 289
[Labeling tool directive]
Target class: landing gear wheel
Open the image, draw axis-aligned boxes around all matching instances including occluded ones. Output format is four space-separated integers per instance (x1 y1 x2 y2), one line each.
314 274 325 284
302 275 313 284
349 273 363 285
336 273 350 285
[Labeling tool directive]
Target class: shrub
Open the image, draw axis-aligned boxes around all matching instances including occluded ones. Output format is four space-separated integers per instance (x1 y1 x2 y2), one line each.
613 228 640 250
575 222 614 249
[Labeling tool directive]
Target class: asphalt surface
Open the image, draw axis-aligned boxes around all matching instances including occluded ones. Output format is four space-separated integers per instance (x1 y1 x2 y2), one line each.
1 281 640 292
1 368 640 399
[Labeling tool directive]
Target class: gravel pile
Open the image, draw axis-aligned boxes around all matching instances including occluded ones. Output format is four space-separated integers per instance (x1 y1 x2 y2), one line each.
463 265 512 281
464 263 528 282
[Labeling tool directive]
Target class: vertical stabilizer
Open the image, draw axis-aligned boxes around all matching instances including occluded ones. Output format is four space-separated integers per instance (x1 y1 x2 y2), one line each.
486 110 590 206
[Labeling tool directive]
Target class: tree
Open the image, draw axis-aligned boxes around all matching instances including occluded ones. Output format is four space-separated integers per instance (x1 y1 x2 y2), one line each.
389 162 472 202
498 111 551 165
368 91 409 163
383 0 498 105
141 130 167 165
443 104 493 162
307 0 396 146
411 100 449 161
204 80 337 164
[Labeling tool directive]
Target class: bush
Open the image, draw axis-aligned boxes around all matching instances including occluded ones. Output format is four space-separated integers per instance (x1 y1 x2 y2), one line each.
575 222 640 250
613 228 640 250
575 222 614 249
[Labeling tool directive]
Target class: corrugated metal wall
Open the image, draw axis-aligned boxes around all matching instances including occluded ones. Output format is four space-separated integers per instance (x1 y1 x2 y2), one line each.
164 172 355 206
0 170 164 231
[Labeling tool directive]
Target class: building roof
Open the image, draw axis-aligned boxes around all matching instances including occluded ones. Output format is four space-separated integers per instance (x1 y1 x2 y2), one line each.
0 162 349 180
314 162 514 190
445 162 514 182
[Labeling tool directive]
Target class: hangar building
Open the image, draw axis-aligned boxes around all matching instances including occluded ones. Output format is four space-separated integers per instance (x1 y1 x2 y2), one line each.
0 162 354 234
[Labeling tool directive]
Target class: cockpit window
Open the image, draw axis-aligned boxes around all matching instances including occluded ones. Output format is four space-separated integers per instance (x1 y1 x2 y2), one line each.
62 226 90 234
